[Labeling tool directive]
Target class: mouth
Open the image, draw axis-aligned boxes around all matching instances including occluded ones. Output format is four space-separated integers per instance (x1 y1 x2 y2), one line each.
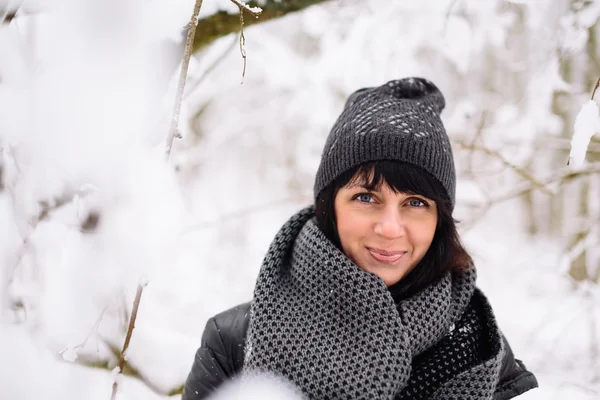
366 247 406 264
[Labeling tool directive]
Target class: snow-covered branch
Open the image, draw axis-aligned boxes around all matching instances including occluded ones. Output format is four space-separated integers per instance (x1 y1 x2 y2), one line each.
165 0 205 159
568 99 600 168
192 0 330 51
110 282 146 400
230 0 263 17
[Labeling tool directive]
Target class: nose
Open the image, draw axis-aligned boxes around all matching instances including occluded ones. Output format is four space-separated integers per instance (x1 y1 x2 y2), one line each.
373 207 405 239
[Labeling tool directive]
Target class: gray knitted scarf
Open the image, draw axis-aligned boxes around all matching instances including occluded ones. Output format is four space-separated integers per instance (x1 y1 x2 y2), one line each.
244 207 505 399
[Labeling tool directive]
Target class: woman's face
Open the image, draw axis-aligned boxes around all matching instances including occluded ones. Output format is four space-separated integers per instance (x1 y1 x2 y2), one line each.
334 179 438 287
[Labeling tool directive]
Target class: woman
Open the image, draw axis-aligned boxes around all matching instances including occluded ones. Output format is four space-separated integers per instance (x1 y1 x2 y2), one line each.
182 78 538 399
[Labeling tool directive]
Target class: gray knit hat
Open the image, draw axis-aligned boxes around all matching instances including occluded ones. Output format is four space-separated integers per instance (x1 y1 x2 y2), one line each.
314 77 456 208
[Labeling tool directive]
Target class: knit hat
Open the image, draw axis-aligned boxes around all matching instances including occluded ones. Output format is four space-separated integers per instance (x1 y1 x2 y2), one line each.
314 77 456 208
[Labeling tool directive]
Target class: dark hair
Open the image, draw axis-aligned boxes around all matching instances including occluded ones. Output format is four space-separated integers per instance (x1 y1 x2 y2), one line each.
314 160 473 301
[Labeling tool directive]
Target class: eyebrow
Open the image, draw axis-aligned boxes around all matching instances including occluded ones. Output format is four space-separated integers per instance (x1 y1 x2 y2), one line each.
347 185 430 199
346 183 377 191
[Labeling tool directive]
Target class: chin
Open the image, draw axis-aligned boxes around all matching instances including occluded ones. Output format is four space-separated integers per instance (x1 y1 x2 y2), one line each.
379 265 416 287
381 275 404 287
362 264 407 287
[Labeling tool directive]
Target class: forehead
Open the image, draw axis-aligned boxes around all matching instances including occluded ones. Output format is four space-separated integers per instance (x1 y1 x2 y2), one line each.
343 169 424 197
345 167 386 189
343 178 397 194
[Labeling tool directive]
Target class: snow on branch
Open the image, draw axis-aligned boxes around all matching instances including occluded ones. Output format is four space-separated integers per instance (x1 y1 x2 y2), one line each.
192 0 327 52
568 100 600 168
568 77 600 168
165 0 205 159
230 0 263 17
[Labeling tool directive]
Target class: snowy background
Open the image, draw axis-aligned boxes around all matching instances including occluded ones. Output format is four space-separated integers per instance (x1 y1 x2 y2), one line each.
1 0 599 399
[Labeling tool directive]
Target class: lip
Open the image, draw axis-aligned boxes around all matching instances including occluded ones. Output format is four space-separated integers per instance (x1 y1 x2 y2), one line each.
366 247 406 264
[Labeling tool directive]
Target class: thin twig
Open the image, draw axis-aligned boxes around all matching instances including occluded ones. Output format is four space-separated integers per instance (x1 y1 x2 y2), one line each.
0 8 11 25
229 0 263 18
165 0 205 160
490 162 600 204
9 193 83 319
0 0 17 25
181 195 310 234
561 226 596 272
456 140 552 195
466 110 488 176
109 283 146 400
591 76 600 101
518 137 600 153
59 305 109 360
239 6 247 81
558 227 600 285
459 162 600 228
443 0 459 34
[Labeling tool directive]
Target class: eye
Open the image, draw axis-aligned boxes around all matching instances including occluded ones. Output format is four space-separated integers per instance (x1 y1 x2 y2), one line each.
353 193 375 203
408 198 428 207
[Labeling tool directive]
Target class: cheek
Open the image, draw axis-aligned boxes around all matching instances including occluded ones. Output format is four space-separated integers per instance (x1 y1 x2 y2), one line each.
336 211 369 248
416 219 437 248
337 214 358 244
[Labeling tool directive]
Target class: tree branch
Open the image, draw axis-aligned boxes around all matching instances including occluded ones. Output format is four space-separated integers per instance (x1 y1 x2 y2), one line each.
0 0 21 25
458 161 600 230
181 194 310 234
165 0 205 159
110 283 146 400
112 1 211 395
0 8 14 25
455 140 553 195
192 0 330 52
230 0 263 17
443 0 460 34
490 162 600 204
238 5 247 81
591 76 600 101
465 110 488 176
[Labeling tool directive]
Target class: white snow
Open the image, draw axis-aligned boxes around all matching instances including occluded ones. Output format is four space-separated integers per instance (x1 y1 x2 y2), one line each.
59 346 80 362
208 373 302 400
0 0 599 399
569 100 600 168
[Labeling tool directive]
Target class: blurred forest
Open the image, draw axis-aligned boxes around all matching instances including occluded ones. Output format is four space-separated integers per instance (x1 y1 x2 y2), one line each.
1 0 599 399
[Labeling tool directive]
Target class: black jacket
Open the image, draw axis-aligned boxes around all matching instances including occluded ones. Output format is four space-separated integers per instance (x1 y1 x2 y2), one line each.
182 302 538 400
